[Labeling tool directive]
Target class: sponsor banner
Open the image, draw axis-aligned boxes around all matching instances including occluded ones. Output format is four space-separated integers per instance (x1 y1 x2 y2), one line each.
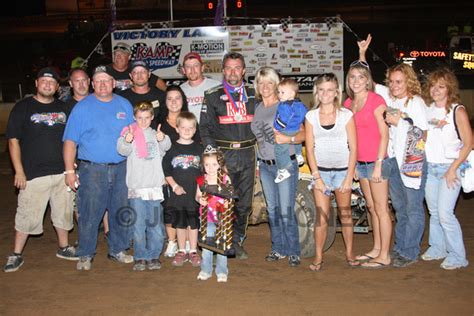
113 23 343 85
112 26 229 79
248 74 326 92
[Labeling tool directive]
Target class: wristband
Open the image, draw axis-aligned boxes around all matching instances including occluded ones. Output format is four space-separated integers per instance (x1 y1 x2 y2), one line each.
63 170 75 175
290 136 296 144
172 184 179 192
376 158 384 162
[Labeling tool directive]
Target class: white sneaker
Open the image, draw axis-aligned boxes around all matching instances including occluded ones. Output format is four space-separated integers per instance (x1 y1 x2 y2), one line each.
296 154 305 167
217 273 228 283
164 240 178 257
197 271 212 281
185 240 191 254
76 256 92 271
275 169 291 183
107 251 133 264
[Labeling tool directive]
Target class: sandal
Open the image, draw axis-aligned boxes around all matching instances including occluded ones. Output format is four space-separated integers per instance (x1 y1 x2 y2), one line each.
355 254 374 262
309 261 323 272
347 259 361 267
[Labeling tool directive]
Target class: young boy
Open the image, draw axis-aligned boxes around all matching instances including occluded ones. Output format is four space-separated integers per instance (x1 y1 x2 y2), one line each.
117 101 171 271
162 112 204 267
273 78 307 183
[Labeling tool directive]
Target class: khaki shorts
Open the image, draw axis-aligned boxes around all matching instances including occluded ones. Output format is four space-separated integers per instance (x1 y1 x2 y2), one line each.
15 174 74 234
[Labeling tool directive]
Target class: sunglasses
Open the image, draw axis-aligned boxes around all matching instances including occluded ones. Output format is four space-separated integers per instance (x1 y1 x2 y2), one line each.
114 45 130 52
350 60 370 69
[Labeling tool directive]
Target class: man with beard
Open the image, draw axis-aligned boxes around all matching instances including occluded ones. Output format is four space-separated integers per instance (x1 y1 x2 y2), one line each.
200 52 256 260
4 67 77 272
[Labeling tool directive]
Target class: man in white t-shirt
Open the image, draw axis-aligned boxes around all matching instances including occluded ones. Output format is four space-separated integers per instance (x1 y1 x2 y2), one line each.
180 52 220 123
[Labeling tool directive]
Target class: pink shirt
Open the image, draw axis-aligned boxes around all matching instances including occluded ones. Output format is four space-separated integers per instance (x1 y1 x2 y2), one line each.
344 91 386 162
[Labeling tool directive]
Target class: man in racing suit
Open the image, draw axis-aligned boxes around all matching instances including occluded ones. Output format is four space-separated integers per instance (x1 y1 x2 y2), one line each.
199 52 256 260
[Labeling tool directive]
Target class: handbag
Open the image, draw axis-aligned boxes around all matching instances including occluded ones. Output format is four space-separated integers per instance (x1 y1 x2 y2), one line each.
453 105 474 193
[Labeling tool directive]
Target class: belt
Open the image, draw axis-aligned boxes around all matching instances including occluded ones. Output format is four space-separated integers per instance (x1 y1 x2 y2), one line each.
215 139 256 149
79 159 124 166
259 154 296 166
357 160 375 165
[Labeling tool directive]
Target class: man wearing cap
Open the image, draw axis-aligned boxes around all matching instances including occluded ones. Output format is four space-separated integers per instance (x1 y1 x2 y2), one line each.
180 52 220 123
119 60 165 129
63 65 134 271
109 42 167 92
4 67 77 272
200 52 256 260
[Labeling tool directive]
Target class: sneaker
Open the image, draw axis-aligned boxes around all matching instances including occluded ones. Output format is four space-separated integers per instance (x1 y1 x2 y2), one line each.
421 251 445 261
147 259 162 270
234 243 249 260
392 256 418 268
107 251 134 264
172 251 188 267
76 256 92 271
440 261 468 270
288 255 301 267
185 240 191 254
265 251 286 262
56 245 79 261
296 154 305 167
133 260 146 271
197 271 212 280
4 254 24 273
217 273 228 283
164 240 178 258
189 252 201 267
390 249 402 260
275 169 291 183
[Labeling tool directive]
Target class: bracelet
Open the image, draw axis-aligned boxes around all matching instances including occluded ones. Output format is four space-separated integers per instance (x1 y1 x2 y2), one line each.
311 172 320 180
63 170 75 175
376 158 384 162
290 136 296 144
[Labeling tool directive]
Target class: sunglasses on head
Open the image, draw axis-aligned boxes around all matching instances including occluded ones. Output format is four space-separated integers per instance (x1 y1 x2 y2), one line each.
114 45 130 52
350 60 370 69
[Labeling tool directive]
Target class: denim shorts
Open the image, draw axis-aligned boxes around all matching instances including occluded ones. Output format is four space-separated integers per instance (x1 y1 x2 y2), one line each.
319 169 348 190
356 158 390 180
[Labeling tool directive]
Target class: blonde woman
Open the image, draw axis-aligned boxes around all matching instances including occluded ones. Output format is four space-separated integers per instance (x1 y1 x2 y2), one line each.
305 73 357 271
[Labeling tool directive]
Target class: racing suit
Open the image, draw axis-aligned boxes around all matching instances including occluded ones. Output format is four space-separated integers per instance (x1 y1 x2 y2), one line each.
200 83 257 246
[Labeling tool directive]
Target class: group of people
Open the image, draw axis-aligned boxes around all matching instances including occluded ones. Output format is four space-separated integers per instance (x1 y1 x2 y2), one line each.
4 36 471 281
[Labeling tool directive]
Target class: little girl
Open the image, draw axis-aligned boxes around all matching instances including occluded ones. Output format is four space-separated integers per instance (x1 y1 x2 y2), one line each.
196 146 234 282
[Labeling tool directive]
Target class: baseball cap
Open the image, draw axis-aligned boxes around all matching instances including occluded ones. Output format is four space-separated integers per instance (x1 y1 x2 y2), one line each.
183 52 203 65
37 67 59 82
92 65 113 78
129 60 150 72
113 42 131 54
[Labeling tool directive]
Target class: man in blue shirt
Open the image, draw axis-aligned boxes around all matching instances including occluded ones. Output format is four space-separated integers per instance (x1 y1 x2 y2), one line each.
63 65 134 271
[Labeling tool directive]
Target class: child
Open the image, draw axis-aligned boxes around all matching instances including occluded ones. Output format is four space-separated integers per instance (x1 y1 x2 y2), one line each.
117 101 171 271
162 111 203 267
273 78 308 183
196 145 234 282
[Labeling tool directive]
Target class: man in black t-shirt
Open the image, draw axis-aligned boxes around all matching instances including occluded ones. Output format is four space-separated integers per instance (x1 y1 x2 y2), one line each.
119 60 166 129
64 67 90 111
4 67 77 273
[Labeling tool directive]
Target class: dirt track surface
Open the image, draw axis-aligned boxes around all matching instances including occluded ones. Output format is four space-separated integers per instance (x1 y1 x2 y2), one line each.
0 148 473 315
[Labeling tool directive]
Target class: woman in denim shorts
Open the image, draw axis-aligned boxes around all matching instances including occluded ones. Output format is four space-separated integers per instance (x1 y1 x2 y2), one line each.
305 73 358 271
344 59 391 269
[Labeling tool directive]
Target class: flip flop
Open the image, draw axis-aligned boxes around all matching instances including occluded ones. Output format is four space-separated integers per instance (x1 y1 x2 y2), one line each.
361 261 390 269
347 259 361 267
309 261 323 272
355 254 374 262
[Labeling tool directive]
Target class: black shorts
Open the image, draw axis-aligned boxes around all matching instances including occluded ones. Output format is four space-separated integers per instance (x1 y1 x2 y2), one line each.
169 206 200 230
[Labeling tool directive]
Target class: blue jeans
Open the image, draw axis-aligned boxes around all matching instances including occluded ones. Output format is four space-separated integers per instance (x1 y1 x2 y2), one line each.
259 159 300 256
130 198 165 261
201 223 228 276
424 163 468 266
387 157 426 260
76 161 130 258
274 143 302 170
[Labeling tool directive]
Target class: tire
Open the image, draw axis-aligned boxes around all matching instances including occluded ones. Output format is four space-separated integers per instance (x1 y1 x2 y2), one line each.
295 179 336 258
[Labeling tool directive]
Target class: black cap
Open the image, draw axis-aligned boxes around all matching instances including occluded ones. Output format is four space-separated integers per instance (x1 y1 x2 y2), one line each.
37 67 59 82
129 60 150 72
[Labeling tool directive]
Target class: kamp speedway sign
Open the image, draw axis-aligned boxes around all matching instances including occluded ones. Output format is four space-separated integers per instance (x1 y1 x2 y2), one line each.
112 23 343 91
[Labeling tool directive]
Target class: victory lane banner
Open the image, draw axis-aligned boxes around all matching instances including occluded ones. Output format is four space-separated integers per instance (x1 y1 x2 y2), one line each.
112 26 229 79
112 22 343 84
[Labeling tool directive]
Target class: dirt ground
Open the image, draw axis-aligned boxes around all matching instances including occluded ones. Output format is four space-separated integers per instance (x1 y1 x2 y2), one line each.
0 147 473 315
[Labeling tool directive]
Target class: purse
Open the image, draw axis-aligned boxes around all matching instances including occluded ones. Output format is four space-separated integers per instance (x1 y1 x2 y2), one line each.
453 105 474 193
